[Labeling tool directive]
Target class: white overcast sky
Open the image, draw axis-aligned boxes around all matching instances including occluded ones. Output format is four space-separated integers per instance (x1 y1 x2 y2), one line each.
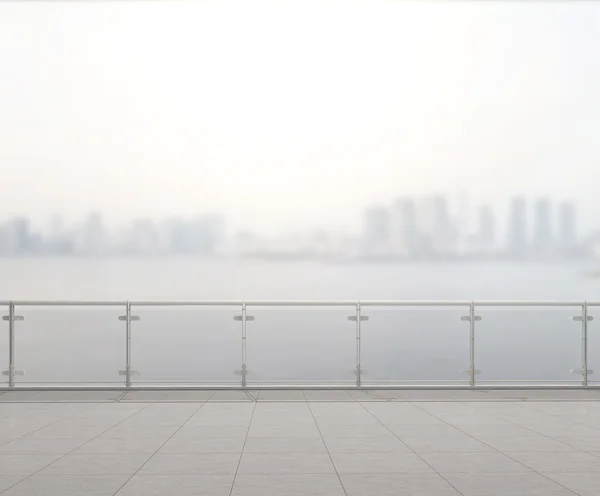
1 0 599 235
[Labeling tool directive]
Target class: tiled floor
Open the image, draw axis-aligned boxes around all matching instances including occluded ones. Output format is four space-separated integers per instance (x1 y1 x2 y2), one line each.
0 389 599 495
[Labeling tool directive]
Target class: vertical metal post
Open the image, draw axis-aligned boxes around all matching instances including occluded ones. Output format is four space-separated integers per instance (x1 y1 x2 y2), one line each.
582 302 588 387
8 302 15 389
469 302 476 388
356 301 361 387
125 301 132 388
241 302 247 388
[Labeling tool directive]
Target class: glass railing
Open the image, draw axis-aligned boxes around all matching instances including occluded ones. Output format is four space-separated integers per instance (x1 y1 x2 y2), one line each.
0 300 597 388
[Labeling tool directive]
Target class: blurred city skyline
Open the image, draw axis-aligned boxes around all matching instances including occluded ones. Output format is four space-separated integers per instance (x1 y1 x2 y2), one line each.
1 192 597 261
2 1 600 235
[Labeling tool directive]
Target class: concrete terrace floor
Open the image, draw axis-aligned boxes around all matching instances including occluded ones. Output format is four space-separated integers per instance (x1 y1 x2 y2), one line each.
0 390 599 495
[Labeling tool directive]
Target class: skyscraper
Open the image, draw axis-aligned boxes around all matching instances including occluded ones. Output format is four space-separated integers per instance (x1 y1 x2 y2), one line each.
392 198 418 256
363 206 391 255
558 201 576 247
507 196 527 256
419 195 454 254
477 205 495 248
533 198 552 254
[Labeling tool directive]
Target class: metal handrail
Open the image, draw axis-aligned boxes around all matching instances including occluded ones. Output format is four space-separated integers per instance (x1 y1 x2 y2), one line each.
3 299 595 306
1 299 597 390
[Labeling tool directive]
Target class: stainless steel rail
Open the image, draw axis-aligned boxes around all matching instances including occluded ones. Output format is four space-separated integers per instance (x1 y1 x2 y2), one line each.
1 300 598 389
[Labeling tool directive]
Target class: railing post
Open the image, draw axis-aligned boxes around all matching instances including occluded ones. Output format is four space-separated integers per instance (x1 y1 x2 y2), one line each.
356 301 361 388
241 302 247 388
125 301 132 388
8 302 15 389
469 302 476 388
583 302 589 387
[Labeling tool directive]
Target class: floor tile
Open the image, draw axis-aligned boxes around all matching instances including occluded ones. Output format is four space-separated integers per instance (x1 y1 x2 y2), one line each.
546 472 600 496
176 425 249 439
420 452 531 474
0 426 47 439
115 474 234 496
508 451 600 473
485 436 577 452
139 454 240 474
24 425 108 439
444 472 578 496
340 473 461 496
159 437 245 454
247 424 321 438
319 424 392 439
76 437 167 454
40 453 151 475
2 474 130 496
0 475 27 493
331 452 433 474
0 454 61 474
243 437 327 454
238 453 335 474
232 474 346 496
0 437 89 454
553 435 600 451
324 436 411 453
401 434 494 453
102 425 181 439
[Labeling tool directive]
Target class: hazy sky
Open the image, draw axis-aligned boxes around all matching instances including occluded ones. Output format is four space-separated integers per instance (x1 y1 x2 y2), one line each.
1 0 600 235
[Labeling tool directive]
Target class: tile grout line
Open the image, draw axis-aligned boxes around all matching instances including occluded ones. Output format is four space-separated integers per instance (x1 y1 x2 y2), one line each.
113 392 128 403
354 400 468 496
304 392 350 496
227 394 258 496
108 391 215 496
407 401 583 496
0 400 156 495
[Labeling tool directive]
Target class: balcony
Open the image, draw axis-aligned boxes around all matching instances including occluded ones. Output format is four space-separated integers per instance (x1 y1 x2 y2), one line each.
1 302 599 494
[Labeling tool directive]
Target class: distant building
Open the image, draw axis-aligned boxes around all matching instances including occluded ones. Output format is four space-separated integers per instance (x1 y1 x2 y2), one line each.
362 206 391 255
533 198 552 255
74 212 109 255
558 201 576 247
0 217 33 255
167 215 225 255
507 197 527 256
124 219 160 255
477 205 496 249
419 195 455 255
392 198 418 256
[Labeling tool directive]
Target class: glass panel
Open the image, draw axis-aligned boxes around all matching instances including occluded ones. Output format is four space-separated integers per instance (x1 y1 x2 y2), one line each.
246 306 356 385
130 306 241 385
475 306 582 384
361 306 470 384
0 304 8 384
587 305 600 385
15 306 125 386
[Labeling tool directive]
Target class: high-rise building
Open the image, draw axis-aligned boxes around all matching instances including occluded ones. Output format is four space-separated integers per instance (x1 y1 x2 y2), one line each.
419 195 454 254
477 205 495 248
533 198 552 254
558 201 576 246
75 212 108 255
362 206 391 255
392 198 418 256
507 196 527 255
